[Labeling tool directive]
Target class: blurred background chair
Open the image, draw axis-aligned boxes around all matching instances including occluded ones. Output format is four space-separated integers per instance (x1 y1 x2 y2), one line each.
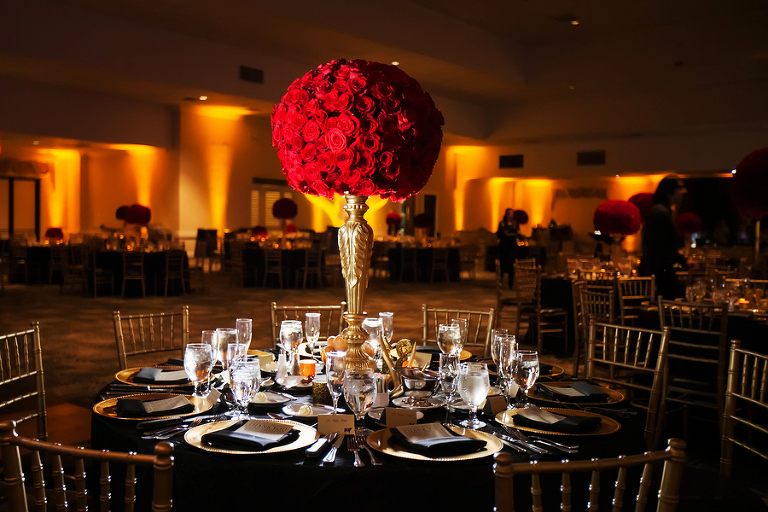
430 247 450 283
616 276 656 326
113 305 190 370
399 247 419 282
296 248 324 288
573 287 616 377
263 249 284 288
421 304 495 358
157 248 186 296
270 302 346 349
514 264 569 357
90 247 115 297
60 245 89 296
121 251 146 298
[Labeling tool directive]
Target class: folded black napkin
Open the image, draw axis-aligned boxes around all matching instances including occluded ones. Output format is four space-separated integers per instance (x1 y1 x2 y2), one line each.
201 420 299 451
535 381 609 403
116 395 194 418
389 427 486 457
513 407 602 434
133 367 190 385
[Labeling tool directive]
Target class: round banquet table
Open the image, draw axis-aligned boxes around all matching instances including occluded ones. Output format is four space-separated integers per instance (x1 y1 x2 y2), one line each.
90 371 767 512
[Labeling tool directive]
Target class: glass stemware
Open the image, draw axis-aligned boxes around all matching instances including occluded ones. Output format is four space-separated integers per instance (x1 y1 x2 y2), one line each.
325 351 346 414
378 312 394 346
214 328 237 366
496 335 519 408
279 320 303 375
457 362 490 429
342 368 376 435
304 313 321 355
437 323 461 355
438 353 460 409
230 358 261 419
450 318 468 355
183 343 214 397
511 350 539 409
235 318 252 349
361 317 383 370
200 330 217 390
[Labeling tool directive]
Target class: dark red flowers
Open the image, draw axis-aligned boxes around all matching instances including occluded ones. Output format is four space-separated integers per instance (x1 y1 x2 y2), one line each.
513 210 529 225
593 200 641 235
731 148 768 219
675 213 702 235
272 198 298 220
124 205 151 225
413 213 434 229
272 59 444 201
45 227 63 240
628 193 654 222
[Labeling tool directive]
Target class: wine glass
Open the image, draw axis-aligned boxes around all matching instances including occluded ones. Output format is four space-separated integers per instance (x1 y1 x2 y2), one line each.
230 358 261 419
438 353 460 408
490 328 509 384
325 351 346 414
511 350 539 409
235 318 252 349
361 317 383 369
342 368 376 435
497 335 519 409
437 323 461 355
457 362 490 429
214 328 237 366
450 318 468 356
183 343 214 397
379 312 394 346
304 313 321 355
279 320 303 375
200 330 217 389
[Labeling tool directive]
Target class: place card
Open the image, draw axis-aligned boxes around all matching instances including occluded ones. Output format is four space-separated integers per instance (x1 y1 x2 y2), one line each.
206 388 222 404
142 396 190 414
317 414 355 436
481 395 507 416
382 407 418 427
236 420 293 441
395 423 452 442
151 369 189 382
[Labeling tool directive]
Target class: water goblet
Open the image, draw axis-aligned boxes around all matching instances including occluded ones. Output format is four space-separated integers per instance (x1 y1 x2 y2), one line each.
457 362 490 429
450 318 468 355
279 320 303 375
214 328 237 366
183 343 214 398
325 351 346 414
379 312 394 346
362 317 384 369
511 350 539 409
230 358 261 419
438 353 460 408
304 313 321 355
437 323 461 355
343 368 376 435
235 318 252 349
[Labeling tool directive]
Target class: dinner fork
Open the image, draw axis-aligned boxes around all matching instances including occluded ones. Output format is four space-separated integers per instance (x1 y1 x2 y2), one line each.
356 434 382 465
141 415 222 440
347 436 364 467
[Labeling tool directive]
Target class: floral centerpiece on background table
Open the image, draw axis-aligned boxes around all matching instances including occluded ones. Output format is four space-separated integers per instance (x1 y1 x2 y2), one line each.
731 147 768 258
592 200 641 261
272 58 443 371
386 212 402 236
272 197 298 247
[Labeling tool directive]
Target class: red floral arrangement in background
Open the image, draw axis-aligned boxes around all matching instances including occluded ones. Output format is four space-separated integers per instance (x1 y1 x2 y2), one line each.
731 147 768 219
251 226 267 239
285 223 298 234
116 206 128 221
413 213 434 229
272 198 298 220
628 193 654 222
123 204 151 225
593 200 641 235
45 227 63 240
271 59 444 201
675 212 702 235
386 212 402 226
513 210 529 225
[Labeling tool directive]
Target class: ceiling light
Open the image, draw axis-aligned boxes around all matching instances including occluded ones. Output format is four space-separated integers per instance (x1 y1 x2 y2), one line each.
391 61 399 66
731 169 737 174
570 19 580 26
615 174 620 178
199 95 208 101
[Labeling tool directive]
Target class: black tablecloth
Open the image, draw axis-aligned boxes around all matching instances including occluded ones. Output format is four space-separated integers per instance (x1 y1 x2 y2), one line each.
387 247 460 282
238 244 313 288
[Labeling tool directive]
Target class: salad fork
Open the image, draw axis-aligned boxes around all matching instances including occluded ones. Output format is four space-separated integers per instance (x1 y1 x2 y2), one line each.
347 436 364 467
356 434 382 465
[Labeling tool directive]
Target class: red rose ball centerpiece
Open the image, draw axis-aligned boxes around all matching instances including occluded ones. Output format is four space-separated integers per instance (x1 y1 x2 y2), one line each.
272 59 444 371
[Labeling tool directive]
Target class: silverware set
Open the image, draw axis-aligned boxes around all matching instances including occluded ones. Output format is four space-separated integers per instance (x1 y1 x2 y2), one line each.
140 414 227 440
346 434 382 466
497 424 579 454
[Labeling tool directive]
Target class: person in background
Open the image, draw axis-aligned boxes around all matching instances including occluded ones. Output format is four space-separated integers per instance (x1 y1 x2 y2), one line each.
639 175 687 298
497 208 519 289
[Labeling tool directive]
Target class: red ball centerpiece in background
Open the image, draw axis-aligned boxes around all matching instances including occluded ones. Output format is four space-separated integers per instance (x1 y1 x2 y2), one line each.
45 227 64 241
628 193 654 222
593 200 642 236
124 204 151 225
271 58 444 373
272 198 298 220
513 210 529 225
675 212 702 235
386 212 402 236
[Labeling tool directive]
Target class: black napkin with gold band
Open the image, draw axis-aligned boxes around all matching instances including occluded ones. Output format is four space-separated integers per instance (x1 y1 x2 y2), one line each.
389 428 486 457
116 395 194 418
535 381 609 403
133 367 191 385
201 420 300 451
512 407 601 433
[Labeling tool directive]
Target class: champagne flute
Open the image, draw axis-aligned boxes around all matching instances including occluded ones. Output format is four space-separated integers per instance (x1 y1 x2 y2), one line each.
438 353 460 408
343 368 376 435
200 330 217 390
378 312 394 346
457 362 490 429
325 351 346 414
279 320 303 375
512 350 539 409
450 318 468 356
497 335 519 409
183 343 214 397
214 328 237 366
235 318 252 349
304 313 321 355
361 317 383 370
230 358 261 419
490 328 509 384
223 343 249 415
437 323 461 355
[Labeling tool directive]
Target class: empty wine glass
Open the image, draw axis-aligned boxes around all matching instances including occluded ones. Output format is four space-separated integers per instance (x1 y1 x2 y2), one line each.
343 368 376 435
214 328 237 366
438 353 460 408
305 313 321 355
437 323 461 355
325 351 346 414
379 312 394 346
362 317 383 369
235 318 252 349
280 320 303 375
184 343 214 397
512 350 539 409
457 362 490 429
497 336 519 409
450 318 468 353
230 358 260 419
200 330 217 389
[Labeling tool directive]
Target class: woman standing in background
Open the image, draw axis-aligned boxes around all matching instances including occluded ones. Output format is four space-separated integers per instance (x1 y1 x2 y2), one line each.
497 208 519 289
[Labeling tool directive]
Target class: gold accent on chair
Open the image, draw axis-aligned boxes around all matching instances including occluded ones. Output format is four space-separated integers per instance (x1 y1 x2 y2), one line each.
493 438 686 512
270 302 347 350
0 323 46 441
720 340 768 476
0 420 174 512
113 306 190 370
587 320 670 449
616 276 656 326
421 304 496 358
514 264 569 356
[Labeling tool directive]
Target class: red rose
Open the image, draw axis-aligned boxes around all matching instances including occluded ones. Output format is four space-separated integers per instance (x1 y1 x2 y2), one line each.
380 97 400 114
305 162 321 180
300 143 317 161
317 153 334 171
360 134 381 154
334 148 357 169
313 109 327 125
325 128 347 152
356 153 376 175
379 151 394 168
356 96 376 115
336 114 360 136
342 168 362 187
303 99 319 117
371 82 394 99
302 121 321 142
349 76 367 93
358 178 377 196
377 113 398 134
361 117 379 135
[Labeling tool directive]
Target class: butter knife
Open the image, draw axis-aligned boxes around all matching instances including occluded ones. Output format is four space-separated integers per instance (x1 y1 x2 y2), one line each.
322 433 346 464
489 431 527 453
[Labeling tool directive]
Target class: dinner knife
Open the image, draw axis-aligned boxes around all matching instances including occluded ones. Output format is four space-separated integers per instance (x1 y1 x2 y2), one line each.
305 432 337 458
489 431 527 453
322 433 345 464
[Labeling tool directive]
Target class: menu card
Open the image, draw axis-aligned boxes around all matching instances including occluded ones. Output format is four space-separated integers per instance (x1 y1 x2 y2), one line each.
236 420 293 440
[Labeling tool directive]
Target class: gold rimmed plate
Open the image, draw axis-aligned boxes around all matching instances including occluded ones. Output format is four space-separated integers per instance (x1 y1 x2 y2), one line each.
184 418 317 455
495 407 621 436
528 382 624 406
366 425 502 462
93 393 212 420
114 366 191 388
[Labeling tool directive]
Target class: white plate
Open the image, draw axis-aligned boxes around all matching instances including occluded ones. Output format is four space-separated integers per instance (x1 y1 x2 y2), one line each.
391 396 443 410
281 403 344 418
248 390 292 407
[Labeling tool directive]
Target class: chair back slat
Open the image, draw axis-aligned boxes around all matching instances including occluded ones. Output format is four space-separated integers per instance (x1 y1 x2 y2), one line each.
113 307 190 370
421 304 496 358
270 302 347 349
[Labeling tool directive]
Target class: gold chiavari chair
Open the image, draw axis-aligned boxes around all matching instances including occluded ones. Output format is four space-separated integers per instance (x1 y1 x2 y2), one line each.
616 275 656 326
113 306 190 370
430 247 450 283
493 438 686 512
270 302 346 350
514 264 569 356
572 287 615 378
421 304 496 358
0 420 174 512
0 323 46 441
720 340 768 477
